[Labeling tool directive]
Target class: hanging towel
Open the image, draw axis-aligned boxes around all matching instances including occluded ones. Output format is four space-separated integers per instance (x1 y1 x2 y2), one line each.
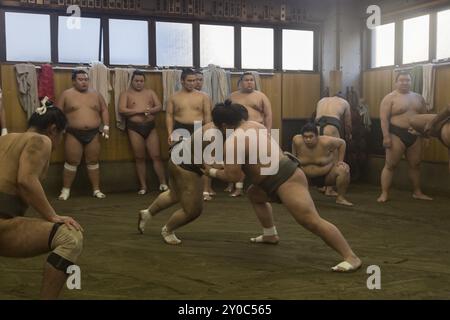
15 63 39 119
162 69 182 111
113 68 135 131
422 64 435 112
88 62 111 105
202 64 231 106
410 65 423 94
38 64 55 102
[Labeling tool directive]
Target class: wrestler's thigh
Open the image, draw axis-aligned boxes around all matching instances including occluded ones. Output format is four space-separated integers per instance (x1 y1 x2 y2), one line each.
128 129 146 158
64 134 83 163
0 217 53 258
406 137 422 166
386 134 406 167
84 134 101 163
146 129 161 158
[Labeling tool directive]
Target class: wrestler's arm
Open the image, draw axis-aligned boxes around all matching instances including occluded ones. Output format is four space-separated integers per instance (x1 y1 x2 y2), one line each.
98 93 109 127
166 97 175 137
292 135 301 157
380 95 392 147
149 91 162 114
261 93 273 131
327 136 346 163
206 135 243 182
203 95 212 124
17 136 82 230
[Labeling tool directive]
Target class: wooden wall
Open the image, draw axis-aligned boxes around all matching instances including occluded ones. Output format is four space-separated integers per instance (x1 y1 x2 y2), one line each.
362 65 450 163
1 64 320 163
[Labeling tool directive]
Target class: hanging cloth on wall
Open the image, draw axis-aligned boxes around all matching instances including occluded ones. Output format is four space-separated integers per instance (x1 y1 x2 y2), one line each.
37 64 55 102
113 68 135 131
410 65 423 94
162 69 182 111
88 62 112 105
15 63 39 120
202 64 231 107
422 64 435 112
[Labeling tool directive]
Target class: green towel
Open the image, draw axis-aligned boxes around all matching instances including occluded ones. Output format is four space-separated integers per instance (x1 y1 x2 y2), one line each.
410 65 423 94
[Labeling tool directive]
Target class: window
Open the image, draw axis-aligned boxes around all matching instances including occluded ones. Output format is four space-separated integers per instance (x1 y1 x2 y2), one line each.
371 23 395 68
58 17 101 63
109 19 149 65
200 24 234 68
282 29 314 71
5 12 51 62
241 27 274 69
156 22 193 67
403 15 430 64
437 9 450 60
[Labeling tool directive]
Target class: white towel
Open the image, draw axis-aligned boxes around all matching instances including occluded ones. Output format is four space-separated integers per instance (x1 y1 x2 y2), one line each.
88 62 111 105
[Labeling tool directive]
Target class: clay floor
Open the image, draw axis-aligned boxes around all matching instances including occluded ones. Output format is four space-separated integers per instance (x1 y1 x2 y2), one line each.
0 184 449 300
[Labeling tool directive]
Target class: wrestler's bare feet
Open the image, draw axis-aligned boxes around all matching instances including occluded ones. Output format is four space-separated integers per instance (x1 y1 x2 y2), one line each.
377 193 389 203
250 234 279 244
413 192 433 201
336 196 354 206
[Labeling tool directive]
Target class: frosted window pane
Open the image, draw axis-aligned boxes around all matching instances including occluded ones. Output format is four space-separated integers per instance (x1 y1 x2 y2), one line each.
437 9 450 60
282 29 314 70
156 22 193 67
371 23 395 68
241 27 274 69
200 24 234 68
403 15 429 64
110 19 149 65
59 17 101 63
5 12 51 62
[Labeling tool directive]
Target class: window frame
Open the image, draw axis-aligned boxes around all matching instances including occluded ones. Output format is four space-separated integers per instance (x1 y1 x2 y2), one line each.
281 27 317 72
4 10 53 64
0 7 321 74
366 4 450 71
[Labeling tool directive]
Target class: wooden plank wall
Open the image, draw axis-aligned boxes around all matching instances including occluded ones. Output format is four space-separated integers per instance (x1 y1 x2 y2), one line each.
281 73 321 119
1 64 319 163
362 66 450 163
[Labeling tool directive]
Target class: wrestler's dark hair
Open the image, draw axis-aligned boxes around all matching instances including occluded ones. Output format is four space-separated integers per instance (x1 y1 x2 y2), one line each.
71 69 88 81
181 68 196 80
28 106 67 133
212 101 245 128
223 99 249 121
334 91 346 99
131 70 145 81
301 122 319 136
240 71 254 81
396 71 411 81
195 69 203 75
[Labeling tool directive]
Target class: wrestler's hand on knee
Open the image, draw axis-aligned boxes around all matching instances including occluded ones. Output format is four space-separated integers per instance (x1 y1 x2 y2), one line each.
51 215 83 232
